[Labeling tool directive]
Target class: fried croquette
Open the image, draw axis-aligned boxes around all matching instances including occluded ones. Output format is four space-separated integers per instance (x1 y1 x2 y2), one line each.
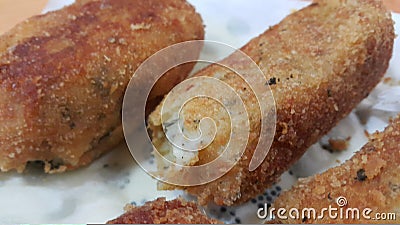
0 0 204 173
148 0 394 205
271 114 400 223
107 197 221 224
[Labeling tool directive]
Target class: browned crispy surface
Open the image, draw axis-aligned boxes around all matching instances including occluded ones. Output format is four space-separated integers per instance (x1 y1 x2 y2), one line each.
0 0 204 173
272 115 400 223
107 197 222 224
148 0 394 205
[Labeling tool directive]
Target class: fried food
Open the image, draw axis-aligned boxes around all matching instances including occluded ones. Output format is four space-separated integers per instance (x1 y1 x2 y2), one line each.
271 114 400 223
0 0 204 173
148 0 394 205
107 197 221 224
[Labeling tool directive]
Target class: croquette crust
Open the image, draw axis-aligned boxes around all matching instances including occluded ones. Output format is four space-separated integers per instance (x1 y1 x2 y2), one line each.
272 115 400 224
107 197 221 224
0 0 204 173
148 0 394 205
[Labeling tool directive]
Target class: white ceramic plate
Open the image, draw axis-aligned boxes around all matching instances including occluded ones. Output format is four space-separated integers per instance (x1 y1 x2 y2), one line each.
0 1 399 224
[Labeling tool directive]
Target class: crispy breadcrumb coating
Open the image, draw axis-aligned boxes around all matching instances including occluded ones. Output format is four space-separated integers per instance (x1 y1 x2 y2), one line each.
272 114 400 224
0 0 204 173
148 0 394 205
107 197 221 224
